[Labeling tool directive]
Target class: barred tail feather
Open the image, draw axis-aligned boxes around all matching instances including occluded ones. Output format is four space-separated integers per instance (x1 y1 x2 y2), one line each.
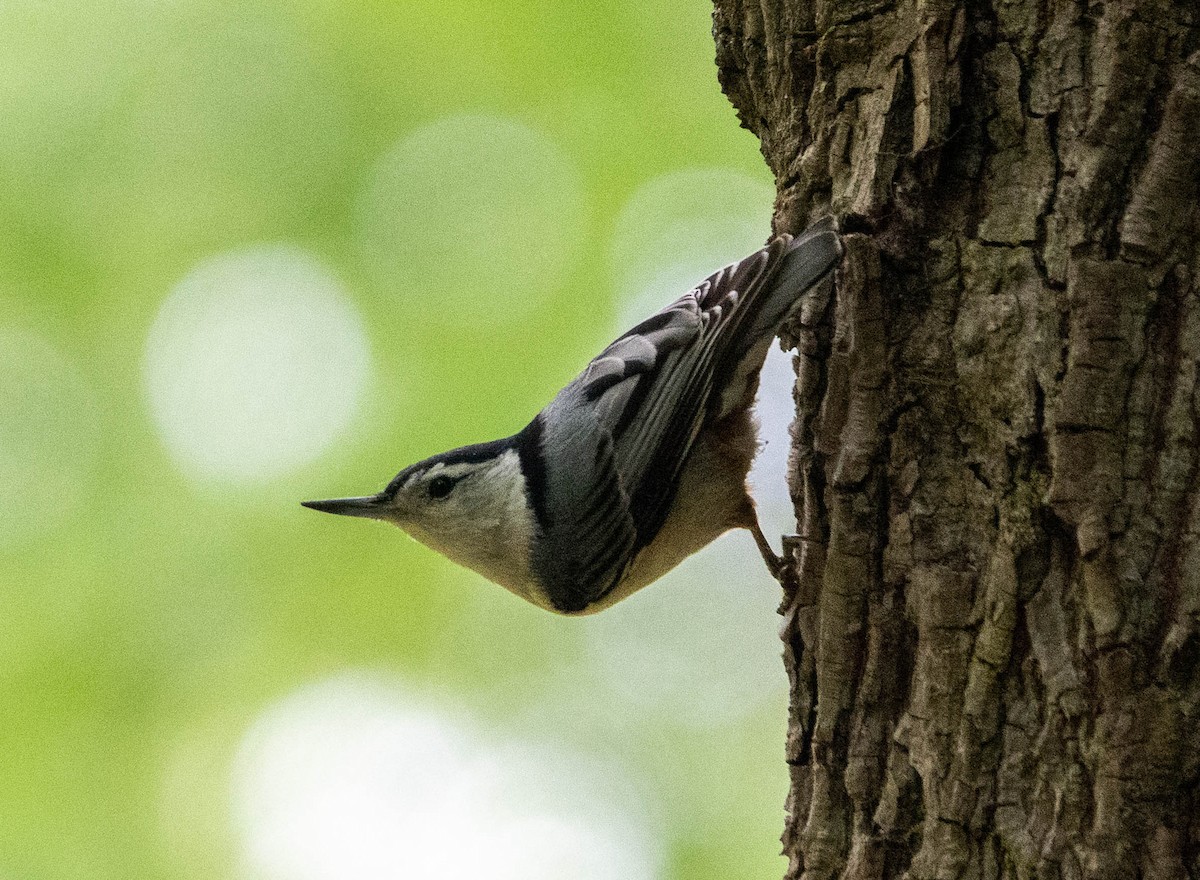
737 217 841 359
711 217 841 421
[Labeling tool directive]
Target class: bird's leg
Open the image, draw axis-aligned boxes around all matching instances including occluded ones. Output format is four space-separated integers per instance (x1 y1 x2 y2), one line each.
745 508 806 636
749 518 790 584
741 496 800 589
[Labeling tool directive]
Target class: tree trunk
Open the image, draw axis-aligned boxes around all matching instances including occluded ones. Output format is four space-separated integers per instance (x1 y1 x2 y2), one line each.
710 1 1200 877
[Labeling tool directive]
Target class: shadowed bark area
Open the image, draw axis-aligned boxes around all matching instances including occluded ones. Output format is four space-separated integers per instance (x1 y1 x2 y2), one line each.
710 1 1200 877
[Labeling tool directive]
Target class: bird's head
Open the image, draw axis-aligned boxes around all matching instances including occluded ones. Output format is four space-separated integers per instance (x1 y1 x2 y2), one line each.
302 438 539 598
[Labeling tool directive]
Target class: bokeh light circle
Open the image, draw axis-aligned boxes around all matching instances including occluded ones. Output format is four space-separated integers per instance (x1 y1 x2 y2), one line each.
232 673 660 880
0 328 99 546
144 245 371 485
611 166 775 320
358 114 586 325
580 540 785 728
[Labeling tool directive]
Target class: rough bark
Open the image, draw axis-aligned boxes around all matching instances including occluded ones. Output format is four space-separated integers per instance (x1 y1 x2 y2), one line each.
710 2 1200 878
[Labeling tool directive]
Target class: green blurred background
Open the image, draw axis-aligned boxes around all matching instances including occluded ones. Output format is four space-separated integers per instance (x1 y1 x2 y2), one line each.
0 1 798 878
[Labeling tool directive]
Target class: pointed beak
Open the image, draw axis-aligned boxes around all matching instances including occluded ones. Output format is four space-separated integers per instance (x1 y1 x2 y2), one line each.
301 493 390 519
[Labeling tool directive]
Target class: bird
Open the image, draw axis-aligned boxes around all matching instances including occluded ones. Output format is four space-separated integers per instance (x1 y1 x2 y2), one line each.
303 217 842 615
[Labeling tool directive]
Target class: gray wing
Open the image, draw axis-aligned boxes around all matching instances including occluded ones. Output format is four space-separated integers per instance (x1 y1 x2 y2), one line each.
528 223 841 611
525 401 639 613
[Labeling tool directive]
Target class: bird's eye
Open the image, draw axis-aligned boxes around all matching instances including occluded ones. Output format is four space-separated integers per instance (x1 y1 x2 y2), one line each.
428 475 456 499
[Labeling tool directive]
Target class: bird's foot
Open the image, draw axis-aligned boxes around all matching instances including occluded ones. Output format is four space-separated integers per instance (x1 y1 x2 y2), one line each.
775 534 806 637
750 522 797 585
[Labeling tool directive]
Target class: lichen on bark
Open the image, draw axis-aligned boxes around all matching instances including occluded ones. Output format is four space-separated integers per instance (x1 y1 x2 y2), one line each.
711 1 1200 877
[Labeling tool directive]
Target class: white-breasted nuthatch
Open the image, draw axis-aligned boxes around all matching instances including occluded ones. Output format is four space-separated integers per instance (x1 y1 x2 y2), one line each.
303 217 841 614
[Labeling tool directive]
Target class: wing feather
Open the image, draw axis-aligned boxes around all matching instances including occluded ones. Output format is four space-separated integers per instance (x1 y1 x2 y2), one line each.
524 406 638 613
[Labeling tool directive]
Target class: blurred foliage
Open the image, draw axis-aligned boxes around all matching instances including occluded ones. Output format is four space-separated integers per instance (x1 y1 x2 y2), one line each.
0 1 786 878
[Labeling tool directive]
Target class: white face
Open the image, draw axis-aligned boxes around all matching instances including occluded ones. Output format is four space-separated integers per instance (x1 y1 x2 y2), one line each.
380 450 540 600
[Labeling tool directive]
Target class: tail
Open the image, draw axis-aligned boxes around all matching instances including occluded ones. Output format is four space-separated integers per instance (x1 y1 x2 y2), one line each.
708 216 841 420
738 216 841 352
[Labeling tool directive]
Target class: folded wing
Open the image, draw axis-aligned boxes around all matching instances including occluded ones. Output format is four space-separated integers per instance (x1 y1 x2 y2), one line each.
528 223 841 611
